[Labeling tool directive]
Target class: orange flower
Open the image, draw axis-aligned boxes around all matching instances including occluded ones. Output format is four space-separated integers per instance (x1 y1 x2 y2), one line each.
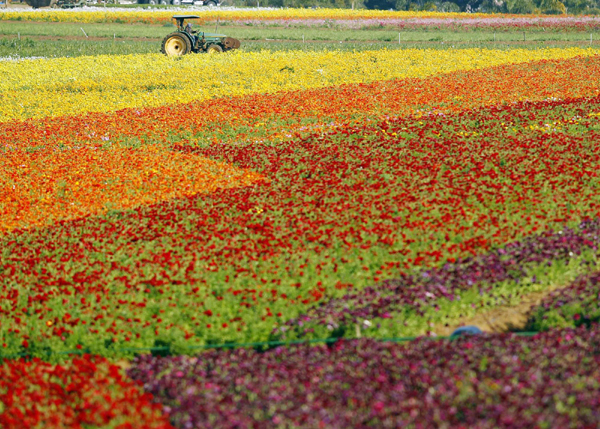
0 144 263 234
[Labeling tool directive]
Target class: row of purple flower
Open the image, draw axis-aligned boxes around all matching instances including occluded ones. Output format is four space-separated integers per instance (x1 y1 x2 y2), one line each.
128 324 600 428
235 16 600 30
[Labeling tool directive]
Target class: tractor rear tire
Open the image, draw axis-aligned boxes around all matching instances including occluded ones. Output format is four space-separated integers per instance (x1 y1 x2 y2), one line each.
206 44 223 54
161 33 192 57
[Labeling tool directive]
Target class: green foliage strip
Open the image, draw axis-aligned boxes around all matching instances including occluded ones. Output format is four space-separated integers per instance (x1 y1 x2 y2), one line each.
1 332 539 361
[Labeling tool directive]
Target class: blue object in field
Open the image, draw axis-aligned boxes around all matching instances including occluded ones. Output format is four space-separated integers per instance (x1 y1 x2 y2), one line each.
450 325 483 337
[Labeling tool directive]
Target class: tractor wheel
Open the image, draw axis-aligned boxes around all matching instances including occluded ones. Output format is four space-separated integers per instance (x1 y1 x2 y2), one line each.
172 0 181 3
206 44 223 54
161 33 192 57
205 0 216 6
160 0 167 3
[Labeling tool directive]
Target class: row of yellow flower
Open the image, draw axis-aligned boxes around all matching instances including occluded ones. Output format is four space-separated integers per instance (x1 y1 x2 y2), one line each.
0 9 495 24
1 48 598 123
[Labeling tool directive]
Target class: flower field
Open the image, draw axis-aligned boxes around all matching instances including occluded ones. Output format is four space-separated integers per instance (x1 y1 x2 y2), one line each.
2 51 600 357
4 9 600 31
3 20 600 425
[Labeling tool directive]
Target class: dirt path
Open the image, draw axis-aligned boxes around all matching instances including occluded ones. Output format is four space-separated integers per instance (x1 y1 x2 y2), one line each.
434 285 565 336
0 34 162 41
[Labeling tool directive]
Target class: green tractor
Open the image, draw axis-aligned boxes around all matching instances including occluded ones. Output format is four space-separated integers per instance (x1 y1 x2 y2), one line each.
162 15 241 56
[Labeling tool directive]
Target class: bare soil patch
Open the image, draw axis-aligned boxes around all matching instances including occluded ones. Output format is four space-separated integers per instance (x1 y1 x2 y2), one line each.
434 285 566 336
0 34 161 41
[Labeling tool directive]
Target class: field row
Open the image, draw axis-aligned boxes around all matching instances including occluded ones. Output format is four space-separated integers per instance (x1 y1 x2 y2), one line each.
2 47 596 122
1 355 173 428
4 10 600 31
0 9 513 25
3 17 600 61
7 21 600 42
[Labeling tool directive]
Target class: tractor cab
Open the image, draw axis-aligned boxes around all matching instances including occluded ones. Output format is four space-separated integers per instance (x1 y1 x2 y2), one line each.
173 15 200 33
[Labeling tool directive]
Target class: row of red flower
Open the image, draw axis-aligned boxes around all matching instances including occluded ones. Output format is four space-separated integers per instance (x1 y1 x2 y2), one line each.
0 355 172 428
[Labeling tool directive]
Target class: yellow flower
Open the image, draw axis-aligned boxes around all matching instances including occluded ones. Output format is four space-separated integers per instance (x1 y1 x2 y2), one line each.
0 47 597 122
0 9 485 25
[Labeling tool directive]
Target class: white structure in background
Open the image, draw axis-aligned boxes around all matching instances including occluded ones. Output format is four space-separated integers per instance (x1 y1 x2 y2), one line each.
137 0 220 5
